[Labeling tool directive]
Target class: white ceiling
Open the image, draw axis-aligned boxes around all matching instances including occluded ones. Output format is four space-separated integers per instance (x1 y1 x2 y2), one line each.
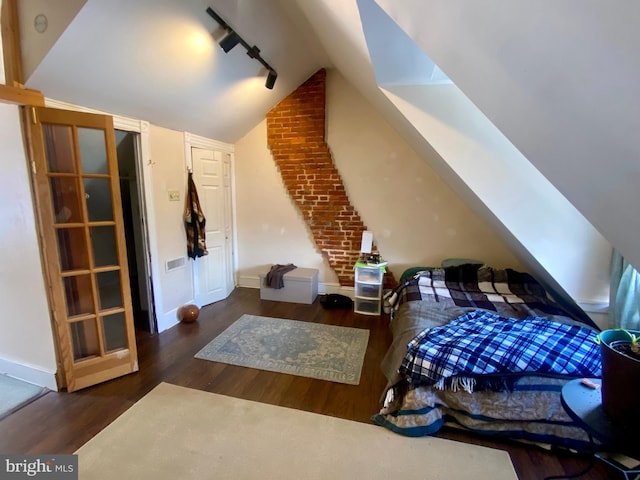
20 0 418 149
23 0 338 143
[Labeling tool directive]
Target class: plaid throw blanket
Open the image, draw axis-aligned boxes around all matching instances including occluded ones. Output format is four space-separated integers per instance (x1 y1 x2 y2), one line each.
387 264 570 317
400 311 602 392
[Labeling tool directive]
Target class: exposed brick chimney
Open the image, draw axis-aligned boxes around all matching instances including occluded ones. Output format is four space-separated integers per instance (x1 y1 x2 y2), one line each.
266 69 396 288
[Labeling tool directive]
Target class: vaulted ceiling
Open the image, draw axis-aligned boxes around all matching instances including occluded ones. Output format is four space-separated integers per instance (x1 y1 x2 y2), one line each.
21 0 331 142
18 0 640 309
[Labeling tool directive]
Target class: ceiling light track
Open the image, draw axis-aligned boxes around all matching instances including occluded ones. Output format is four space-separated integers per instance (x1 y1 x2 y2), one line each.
206 6 278 89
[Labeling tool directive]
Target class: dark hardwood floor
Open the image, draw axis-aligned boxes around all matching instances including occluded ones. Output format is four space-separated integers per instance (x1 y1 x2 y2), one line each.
0 288 612 479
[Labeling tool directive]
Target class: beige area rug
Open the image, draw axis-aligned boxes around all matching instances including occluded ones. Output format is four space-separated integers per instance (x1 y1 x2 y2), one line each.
76 383 517 480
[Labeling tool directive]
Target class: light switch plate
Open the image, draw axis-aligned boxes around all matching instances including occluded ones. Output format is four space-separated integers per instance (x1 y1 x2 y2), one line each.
168 190 180 201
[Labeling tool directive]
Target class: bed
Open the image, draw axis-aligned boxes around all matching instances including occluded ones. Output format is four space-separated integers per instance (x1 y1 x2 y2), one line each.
372 262 603 451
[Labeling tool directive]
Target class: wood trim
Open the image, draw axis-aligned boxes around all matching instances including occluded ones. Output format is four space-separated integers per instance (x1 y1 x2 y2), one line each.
26 107 77 391
184 132 234 153
0 83 44 106
1 1 45 106
105 116 139 367
1 0 23 85
20 106 68 390
72 361 135 392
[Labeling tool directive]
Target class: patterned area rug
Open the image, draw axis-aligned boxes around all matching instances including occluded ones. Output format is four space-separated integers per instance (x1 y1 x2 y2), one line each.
195 314 369 384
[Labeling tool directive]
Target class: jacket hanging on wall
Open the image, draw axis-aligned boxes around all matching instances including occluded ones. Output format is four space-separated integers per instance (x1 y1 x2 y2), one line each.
184 171 208 259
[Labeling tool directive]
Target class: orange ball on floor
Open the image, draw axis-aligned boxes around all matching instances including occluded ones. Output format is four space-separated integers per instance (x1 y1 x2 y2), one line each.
178 304 199 323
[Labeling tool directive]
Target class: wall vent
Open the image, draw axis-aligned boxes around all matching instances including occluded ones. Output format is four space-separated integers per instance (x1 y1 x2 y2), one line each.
166 256 186 272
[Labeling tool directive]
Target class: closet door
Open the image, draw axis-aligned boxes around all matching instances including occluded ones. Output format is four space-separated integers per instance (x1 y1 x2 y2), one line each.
27 107 138 392
191 147 231 306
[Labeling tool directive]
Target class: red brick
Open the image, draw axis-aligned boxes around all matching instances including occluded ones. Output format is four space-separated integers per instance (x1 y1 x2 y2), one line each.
267 69 395 287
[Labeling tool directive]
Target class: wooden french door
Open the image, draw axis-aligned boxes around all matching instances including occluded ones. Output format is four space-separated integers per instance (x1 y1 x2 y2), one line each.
26 107 138 392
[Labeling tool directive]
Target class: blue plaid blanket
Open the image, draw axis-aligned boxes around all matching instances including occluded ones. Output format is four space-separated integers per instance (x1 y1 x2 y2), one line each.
400 311 602 392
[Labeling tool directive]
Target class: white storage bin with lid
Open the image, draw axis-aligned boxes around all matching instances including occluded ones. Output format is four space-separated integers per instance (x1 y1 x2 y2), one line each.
259 267 319 304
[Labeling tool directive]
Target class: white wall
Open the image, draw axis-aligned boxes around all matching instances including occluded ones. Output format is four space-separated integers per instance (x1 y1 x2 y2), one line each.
147 124 194 331
377 0 636 273
0 103 58 389
18 0 86 81
379 84 612 306
235 69 522 290
344 0 610 311
234 120 334 287
328 71 523 273
0 13 57 387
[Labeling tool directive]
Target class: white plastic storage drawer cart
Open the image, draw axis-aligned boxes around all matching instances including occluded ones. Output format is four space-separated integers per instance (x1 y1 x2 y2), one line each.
354 263 384 315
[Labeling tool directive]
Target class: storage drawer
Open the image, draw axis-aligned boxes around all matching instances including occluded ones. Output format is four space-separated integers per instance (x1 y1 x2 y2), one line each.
354 297 381 315
355 266 383 283
355 282 381 299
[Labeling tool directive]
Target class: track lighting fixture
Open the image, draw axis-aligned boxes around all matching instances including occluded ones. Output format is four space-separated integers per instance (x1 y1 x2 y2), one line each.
265 70 277 90
206 6 278 89
219 31 241 53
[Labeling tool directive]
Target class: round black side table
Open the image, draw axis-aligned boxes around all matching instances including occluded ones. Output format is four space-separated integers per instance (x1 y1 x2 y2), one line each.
561 378 640 479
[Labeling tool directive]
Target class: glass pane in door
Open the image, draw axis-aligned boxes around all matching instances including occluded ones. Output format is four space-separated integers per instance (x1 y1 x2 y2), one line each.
43 124 76 173
90 226 118 267
63 274 94 317
56 228 89 271
96 271 122 310
78 128 109 174
70 319 99 361
49 177 83 223
102 312 127 352
84 178 113 221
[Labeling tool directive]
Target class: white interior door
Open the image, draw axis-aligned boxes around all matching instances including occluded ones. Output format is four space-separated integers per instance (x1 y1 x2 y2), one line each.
191 147 231 306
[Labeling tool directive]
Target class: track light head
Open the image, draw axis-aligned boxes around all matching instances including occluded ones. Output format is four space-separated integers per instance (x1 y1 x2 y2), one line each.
219 31 241 53
265 70 277 89
207 6 278 90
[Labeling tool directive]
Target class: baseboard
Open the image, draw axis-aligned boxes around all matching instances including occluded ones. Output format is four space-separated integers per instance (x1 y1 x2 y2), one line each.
577 301 609 330
577 301 608 314
237 275 354 298
0 357 58 391
238 275 262 289
156 308 181 333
